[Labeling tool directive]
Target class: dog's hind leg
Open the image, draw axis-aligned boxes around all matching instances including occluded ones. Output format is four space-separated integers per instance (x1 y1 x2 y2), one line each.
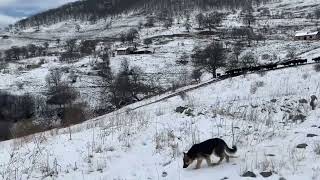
225 153 230 163
205 157 213 166
216 154 225 165
195 159 203 169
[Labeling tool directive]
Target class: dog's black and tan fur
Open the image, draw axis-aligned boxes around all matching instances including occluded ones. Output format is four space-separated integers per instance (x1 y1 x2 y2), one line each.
183 138 237 169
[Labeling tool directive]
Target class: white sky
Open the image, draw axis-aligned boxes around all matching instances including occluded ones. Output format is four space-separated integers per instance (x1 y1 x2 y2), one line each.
0 0 77 28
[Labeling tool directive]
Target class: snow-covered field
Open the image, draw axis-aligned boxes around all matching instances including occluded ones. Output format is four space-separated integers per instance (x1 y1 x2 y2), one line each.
2 0 320 179
1 63 320 179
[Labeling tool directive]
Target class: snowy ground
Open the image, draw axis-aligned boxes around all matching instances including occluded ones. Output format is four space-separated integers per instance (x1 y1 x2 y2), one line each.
1 63 320 179
1 0 320 179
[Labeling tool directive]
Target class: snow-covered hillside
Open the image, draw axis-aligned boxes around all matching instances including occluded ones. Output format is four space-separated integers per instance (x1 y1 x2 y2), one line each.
1 63 320 179
1 0 320 179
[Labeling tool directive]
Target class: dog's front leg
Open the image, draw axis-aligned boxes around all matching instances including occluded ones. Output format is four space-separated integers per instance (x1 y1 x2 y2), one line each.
195 159 203 169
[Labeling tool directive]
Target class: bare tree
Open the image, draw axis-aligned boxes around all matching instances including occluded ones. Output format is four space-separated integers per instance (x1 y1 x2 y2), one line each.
127 28 140 43
315 8 320 19
233 41 243 61
227 54 240 70
192 42 226 78
65 39 77 52
163 17 174 29
145 16 155 27
240 51 257 68
107 60 157 108
75 24 81 32
184 19 192 32
143 38 152 47
205 12 225 31
242 4 256 28
191 69 202 83
46 68 63 87
46 83 78 107
196 13 206 29
286 46 297 60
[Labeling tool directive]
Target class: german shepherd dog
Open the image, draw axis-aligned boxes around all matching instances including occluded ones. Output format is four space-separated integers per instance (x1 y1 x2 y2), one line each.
183 138 237 169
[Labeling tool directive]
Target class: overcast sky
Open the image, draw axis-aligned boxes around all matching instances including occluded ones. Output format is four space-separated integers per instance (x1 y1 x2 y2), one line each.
0 0 77 28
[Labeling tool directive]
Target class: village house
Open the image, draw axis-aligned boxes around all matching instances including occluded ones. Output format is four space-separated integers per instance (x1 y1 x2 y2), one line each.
0 35 9 39
116 47 136 55
294 31 320 40
132 47 153 54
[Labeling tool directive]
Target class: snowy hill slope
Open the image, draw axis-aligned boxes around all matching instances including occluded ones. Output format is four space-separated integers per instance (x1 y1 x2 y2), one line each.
1 63 320 179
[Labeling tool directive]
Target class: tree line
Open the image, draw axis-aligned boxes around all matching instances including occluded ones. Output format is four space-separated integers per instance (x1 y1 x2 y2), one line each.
14 0 272 29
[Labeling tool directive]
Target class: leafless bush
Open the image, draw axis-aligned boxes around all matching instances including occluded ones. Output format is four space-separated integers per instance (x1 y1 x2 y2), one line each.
250 81 264 94
0 92 35 123
314 64 320 72
11 120 45 139
0 62 8 71
46 68 63 87
61 103 88 126
313 143 320 155
0 121 13 141
257 70 267 77
191 69 202 83
302 73 309 80
16 82 24 90
26 63 42 70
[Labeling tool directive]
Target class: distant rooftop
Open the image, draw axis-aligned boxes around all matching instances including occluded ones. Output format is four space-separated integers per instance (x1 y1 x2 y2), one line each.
295 31 319 37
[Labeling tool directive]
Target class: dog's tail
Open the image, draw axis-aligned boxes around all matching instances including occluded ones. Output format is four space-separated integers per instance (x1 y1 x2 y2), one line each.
225 144 237 155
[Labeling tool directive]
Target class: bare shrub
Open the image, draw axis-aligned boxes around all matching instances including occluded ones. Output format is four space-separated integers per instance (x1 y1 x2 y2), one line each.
191 69 202 83
302 73 309 80
250 81 264 94
314 64 320 72
257 70 267 77
0 62 8 71
256 81 264 87
61 103 88 126
178 91 187 100
11 120 45 138
0 121 13 141
0 92 35 122
313 143 320 155
16 82 24 90
47 83 78 107
46 69 63 87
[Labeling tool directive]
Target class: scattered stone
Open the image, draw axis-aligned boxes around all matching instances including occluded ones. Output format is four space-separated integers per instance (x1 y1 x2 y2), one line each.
260 171 272 178
175 106 187 113
312 125 317 127
184 108 194 117
220 177 228 180
307 134 318 137
162 172 168 177
266 154 275 157
310 95 318 110
296 143 308 149
242 171 256 178
251 104 258 108
162 161 171 167
279 177 286 180
299 99 308 104
270 99 277 103
290 114 307 122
